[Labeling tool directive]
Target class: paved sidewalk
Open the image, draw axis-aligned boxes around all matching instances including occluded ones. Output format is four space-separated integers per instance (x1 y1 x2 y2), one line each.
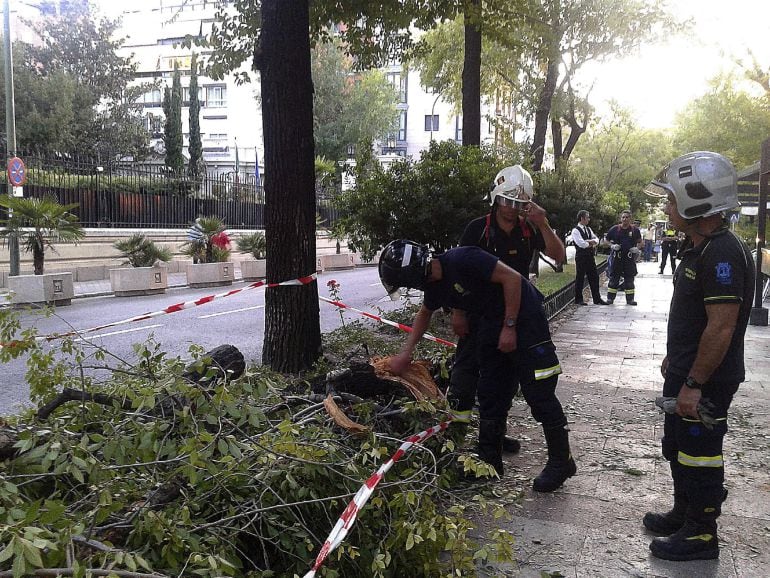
482 260 770 577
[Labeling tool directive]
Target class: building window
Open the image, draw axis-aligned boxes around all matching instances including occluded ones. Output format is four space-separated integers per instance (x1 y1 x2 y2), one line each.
424 114 439 132
386 72 407 103
145 113 163 137
398 110 407 141
455 116 463 142
141 88 162 107
183 86 203 106
206 85 227 107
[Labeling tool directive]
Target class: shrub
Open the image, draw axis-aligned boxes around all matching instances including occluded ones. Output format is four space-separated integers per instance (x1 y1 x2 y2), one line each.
235 231 266 260
113 234 173 267
181 216 231 263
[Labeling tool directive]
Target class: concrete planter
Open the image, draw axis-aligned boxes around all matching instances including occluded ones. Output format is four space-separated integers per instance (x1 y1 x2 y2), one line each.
187 262 234 288
8 272 74 306
240 259 266 281
110 266 168 297
317 252 355 272
352 252 381 267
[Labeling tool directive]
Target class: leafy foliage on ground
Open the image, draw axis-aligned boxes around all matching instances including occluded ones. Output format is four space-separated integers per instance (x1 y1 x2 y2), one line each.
0 304 515 577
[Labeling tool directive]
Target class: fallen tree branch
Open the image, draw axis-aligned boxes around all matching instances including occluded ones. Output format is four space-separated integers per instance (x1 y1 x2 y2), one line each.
0 569 167 578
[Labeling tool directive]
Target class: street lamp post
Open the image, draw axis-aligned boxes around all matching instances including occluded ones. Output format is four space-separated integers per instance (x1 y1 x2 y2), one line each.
3 0 20 276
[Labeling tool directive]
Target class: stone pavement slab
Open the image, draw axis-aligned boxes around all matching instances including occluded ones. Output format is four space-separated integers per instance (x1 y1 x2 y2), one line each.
476 261 770 577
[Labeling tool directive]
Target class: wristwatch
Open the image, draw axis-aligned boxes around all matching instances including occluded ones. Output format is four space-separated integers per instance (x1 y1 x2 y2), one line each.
684 376 702 390
504 317 517 328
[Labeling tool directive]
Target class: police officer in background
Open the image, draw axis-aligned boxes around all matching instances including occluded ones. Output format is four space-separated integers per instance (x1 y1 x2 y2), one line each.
450 165 565 455
571 210 607 305
659 225 678 275
605 210 642 305
643 151 754 561
380 240 576 492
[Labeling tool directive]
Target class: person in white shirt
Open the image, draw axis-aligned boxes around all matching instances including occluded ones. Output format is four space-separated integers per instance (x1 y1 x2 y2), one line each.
571 210 608 305
644 223 657 262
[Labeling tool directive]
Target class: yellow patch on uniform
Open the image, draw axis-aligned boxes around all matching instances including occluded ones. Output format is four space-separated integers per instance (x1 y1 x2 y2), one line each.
453 283 469 296
685 268 696 280
508 249 518 255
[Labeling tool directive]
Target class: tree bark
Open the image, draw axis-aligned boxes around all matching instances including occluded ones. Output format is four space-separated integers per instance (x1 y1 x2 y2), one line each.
530 57 559 172
461 0 482 147
551 117 563 168
259 1 321 372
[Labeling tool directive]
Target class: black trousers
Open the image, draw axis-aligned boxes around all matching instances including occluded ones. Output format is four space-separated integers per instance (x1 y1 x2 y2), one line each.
660 242 677 273
607 253 637 302
574 251 601 303
661 373 738 522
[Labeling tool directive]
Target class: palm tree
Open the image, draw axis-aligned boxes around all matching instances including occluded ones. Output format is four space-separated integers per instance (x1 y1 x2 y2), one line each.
0 195 85 275
181 216 231 264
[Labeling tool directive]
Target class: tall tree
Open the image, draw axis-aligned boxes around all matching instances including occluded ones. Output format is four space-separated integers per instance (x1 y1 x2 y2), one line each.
312 39 399 162
188 54 203 179
672 74 770 169
25 0 149 158
414 0 679 170
573 102 674 215
258 0 320 371
461 0 482 146
207 1 455 371
164 66 184 173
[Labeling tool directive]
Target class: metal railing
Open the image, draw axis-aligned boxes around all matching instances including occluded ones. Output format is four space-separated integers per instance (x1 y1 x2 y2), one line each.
1 149 341 230
544 259 609 321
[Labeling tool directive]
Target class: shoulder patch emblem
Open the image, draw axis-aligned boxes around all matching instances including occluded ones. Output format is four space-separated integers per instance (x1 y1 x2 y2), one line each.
715 262 732 285
453 282 470 296
684 268 696 280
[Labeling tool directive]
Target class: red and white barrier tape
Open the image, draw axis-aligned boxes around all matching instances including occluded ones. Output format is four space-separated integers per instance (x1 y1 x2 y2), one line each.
319 296 456 348
304 418 453 578
1 273 317 347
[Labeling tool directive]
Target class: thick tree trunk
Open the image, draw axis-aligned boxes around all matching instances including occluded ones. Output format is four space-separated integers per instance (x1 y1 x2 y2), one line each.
33 242 44 275
530 57 559 172
259 1 321 372
461 0 482 147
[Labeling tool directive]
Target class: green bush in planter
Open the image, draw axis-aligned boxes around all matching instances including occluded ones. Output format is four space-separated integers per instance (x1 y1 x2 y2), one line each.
113 234 173 268
181 216 231 264
235 231 266 260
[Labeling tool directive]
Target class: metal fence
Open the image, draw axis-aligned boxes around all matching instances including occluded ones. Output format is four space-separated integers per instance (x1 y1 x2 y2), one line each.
2 150 341 230
543 259 609 321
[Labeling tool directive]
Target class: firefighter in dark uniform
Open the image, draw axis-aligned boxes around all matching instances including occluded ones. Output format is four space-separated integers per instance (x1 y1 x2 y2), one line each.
450 165 565 464
643 151 754 561
380 241 576 492
605 210 642 305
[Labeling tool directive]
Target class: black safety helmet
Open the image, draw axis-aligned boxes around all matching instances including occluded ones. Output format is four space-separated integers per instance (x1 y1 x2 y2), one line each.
378 240 431 297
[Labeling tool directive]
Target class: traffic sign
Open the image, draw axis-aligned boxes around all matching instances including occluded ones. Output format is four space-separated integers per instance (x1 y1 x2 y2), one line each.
7 157 26 187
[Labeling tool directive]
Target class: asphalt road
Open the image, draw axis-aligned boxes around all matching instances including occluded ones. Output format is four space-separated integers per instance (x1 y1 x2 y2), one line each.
1 267 406 415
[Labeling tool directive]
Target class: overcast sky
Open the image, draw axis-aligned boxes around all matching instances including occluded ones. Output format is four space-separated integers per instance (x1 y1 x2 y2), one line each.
582 0 770 129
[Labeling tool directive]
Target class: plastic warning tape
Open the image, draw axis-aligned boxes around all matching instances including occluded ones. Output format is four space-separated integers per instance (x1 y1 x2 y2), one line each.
11 273 318 346
304 418 452 578
319 296 456 348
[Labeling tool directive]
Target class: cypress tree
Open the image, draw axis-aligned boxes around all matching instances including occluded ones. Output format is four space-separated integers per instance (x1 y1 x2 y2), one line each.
168 64 184 172
188 53 202 179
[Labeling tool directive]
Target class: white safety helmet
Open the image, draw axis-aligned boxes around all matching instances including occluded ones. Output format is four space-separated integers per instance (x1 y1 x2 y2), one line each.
644 151 739 219
490 165 534 207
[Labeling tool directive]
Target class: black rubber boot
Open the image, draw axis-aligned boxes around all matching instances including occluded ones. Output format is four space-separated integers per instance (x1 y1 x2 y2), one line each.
477 418 505 476
502 435 521 454
533 426 576 492
643 500 687 535
649 518 719 561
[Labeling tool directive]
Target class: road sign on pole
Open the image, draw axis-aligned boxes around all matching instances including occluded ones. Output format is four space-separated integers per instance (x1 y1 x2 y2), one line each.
7 156 26 187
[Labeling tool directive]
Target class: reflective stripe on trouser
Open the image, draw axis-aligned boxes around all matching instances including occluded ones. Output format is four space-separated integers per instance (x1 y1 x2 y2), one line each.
534 364 562 381
450 409 472 423
661 374 738 522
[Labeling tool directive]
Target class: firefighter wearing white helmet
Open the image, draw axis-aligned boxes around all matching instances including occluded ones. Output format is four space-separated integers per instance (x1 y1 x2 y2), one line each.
445 165 566 489
643 151 754 562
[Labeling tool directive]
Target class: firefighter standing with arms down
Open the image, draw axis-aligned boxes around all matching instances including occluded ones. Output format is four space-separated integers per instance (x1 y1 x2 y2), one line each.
643 151 754 561
380 240 576 492
449 165 565 465
605 210 643 305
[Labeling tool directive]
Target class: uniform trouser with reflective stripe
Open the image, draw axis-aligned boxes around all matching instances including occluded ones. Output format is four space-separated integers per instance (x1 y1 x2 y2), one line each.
607 255 637 300
476 317 567 429
661 374 738 522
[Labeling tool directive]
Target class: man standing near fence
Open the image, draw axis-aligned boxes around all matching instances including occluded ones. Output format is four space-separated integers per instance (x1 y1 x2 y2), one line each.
571 210 607 306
